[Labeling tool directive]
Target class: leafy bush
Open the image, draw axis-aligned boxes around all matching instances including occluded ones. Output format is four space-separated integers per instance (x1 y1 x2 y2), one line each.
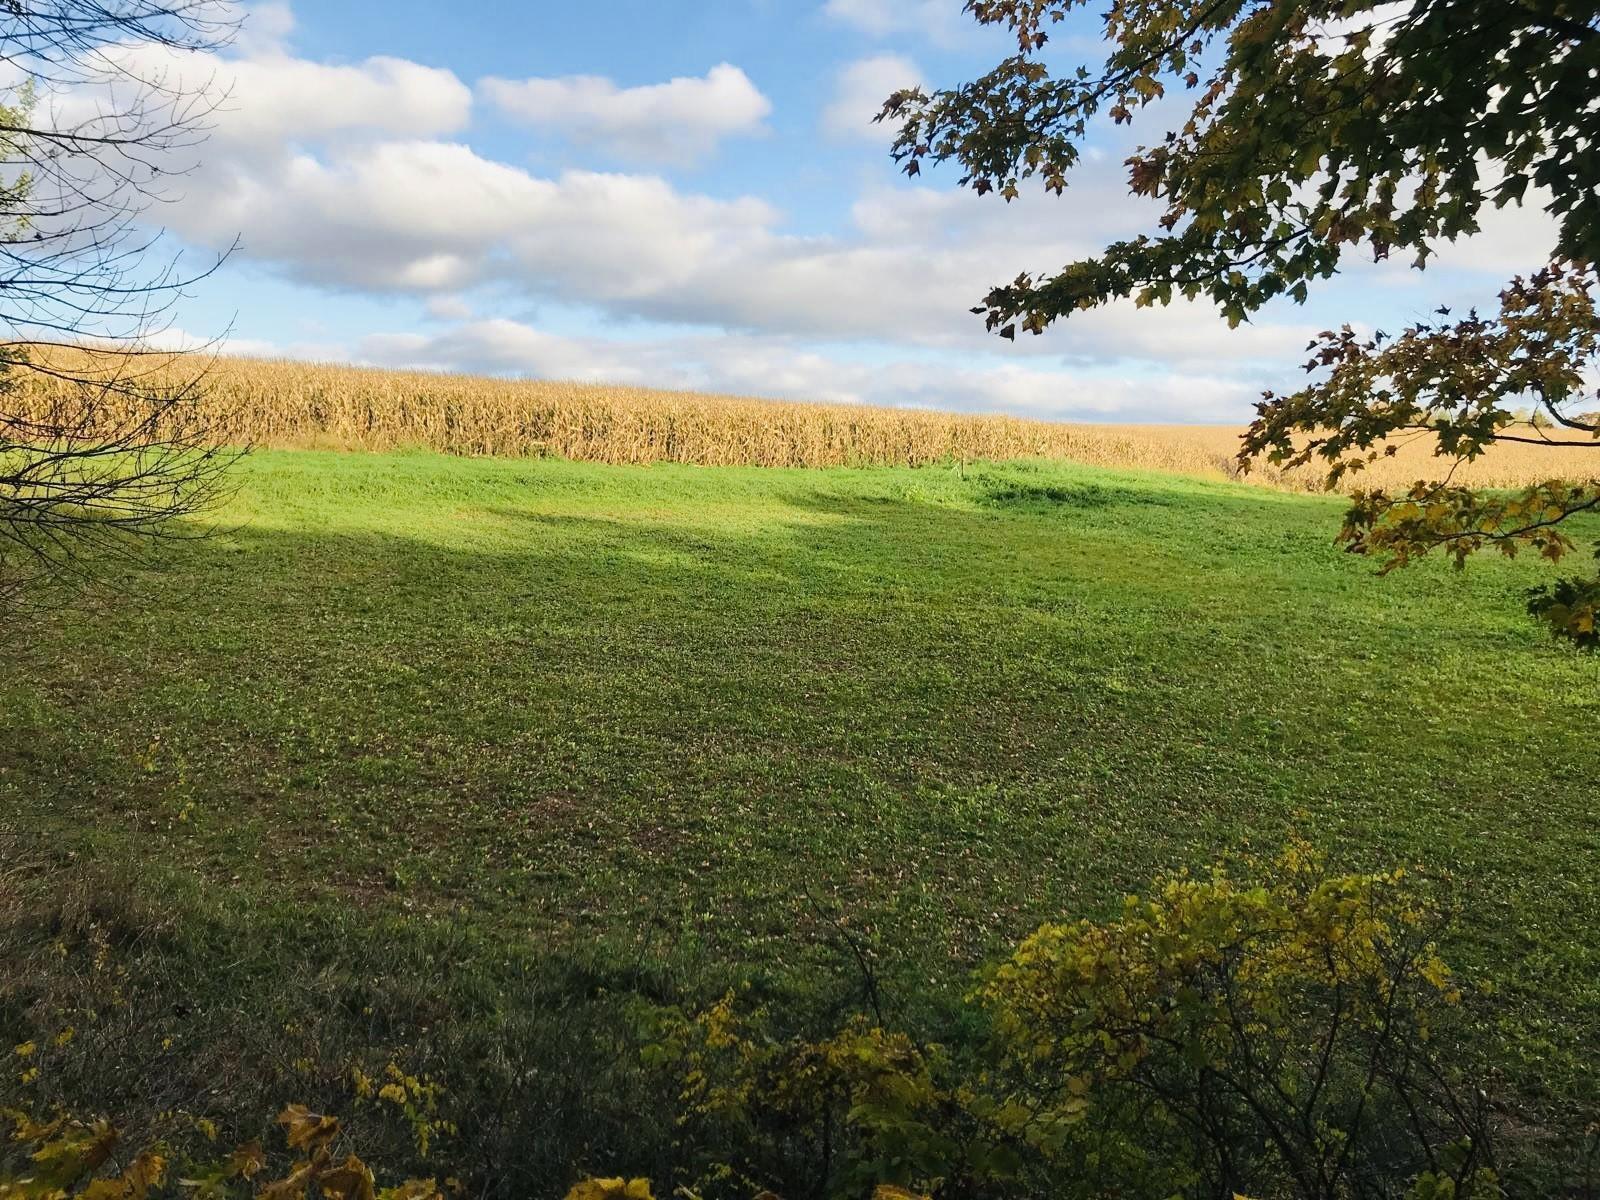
639 841 1502 1199
6 843 1563 1199
974 843 1495 1198
1528 568 1600 649
0 1102 446 1200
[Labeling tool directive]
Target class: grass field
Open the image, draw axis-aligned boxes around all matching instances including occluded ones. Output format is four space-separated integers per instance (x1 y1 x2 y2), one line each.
3 448 1598 1189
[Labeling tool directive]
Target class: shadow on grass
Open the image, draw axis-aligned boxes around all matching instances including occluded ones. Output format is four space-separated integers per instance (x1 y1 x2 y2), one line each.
0 842 711 1197
3 465 1598 1196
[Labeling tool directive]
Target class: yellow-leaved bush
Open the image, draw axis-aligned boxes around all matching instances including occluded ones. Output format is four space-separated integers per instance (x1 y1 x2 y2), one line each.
969 843 1493 1196
636 840 1501 1200
0 1103 444 1200
2 843 1507 1200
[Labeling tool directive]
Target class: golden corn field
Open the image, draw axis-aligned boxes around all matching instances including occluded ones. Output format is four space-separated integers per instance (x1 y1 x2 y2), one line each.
15 353 1591 492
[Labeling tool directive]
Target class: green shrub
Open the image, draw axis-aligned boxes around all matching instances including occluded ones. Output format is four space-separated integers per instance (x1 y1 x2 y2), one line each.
640 841 1502 1199
4 842 1549 1199
974 840 1495 1198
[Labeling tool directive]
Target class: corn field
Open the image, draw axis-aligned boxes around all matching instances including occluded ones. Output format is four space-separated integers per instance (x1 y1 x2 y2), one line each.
10 353 1590 493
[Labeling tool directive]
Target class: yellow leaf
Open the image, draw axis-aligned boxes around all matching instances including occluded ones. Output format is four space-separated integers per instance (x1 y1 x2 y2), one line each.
278 1105 340 1151
380 1179 443 1200
260 1159 317 1200
82 1152 166 1200
317 1154 376 1200
32 1119 118 1178
228 1140 266 1180
5 1111 65 1145
563 1179 655 1200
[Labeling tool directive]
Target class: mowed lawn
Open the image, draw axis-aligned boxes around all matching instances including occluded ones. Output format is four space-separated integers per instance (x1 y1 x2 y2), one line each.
3 449 1598 1145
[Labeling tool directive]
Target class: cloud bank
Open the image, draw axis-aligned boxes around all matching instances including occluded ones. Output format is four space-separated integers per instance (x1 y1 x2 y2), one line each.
76 3 1562 422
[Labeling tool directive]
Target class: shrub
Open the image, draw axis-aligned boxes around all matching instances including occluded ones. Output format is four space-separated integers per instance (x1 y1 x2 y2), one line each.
640 841 1501 1199
975 841 1495 1198
0 1103 445 1200
0 843 1529 1199
1528 569 1600 649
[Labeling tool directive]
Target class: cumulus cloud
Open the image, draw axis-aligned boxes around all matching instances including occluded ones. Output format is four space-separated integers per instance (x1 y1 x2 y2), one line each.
480 63 771 166
217 55 473 148
822 0 966 42
823 54 924 142
84 8 1494 425
1427 193 1564 277
173 139 779 295
355 319 1262 422
235 1 296 56
149 65 1306 374
51 38 473 157
426 295 475 322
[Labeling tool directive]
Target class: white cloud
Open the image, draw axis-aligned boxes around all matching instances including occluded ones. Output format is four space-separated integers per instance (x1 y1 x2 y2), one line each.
823 0 967 43
481 63 770 166
219 56 470 153
355 318 1261 422
64 10 1337 424
150 70 1308 375
56 39 473 154
1428 193 1563 277
168 133 779 296
823 54 924 142
236 1 296 56
140 326 282 358
219 55 473 148
426 295 474 322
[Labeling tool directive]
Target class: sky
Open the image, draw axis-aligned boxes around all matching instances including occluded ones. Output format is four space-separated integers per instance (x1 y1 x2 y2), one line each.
106 0 1564 423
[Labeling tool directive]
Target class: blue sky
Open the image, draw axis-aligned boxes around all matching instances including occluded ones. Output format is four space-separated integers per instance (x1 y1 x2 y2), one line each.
131 0 1560 422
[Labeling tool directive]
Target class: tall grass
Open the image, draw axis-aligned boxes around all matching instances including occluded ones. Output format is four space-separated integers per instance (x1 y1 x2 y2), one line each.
11 353 1586 490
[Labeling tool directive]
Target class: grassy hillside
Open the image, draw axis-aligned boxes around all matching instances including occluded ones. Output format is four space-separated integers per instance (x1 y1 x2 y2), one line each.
3 449 1597 1187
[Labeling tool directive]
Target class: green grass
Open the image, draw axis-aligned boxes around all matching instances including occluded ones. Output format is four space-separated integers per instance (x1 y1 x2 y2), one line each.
3 449 1597 1189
